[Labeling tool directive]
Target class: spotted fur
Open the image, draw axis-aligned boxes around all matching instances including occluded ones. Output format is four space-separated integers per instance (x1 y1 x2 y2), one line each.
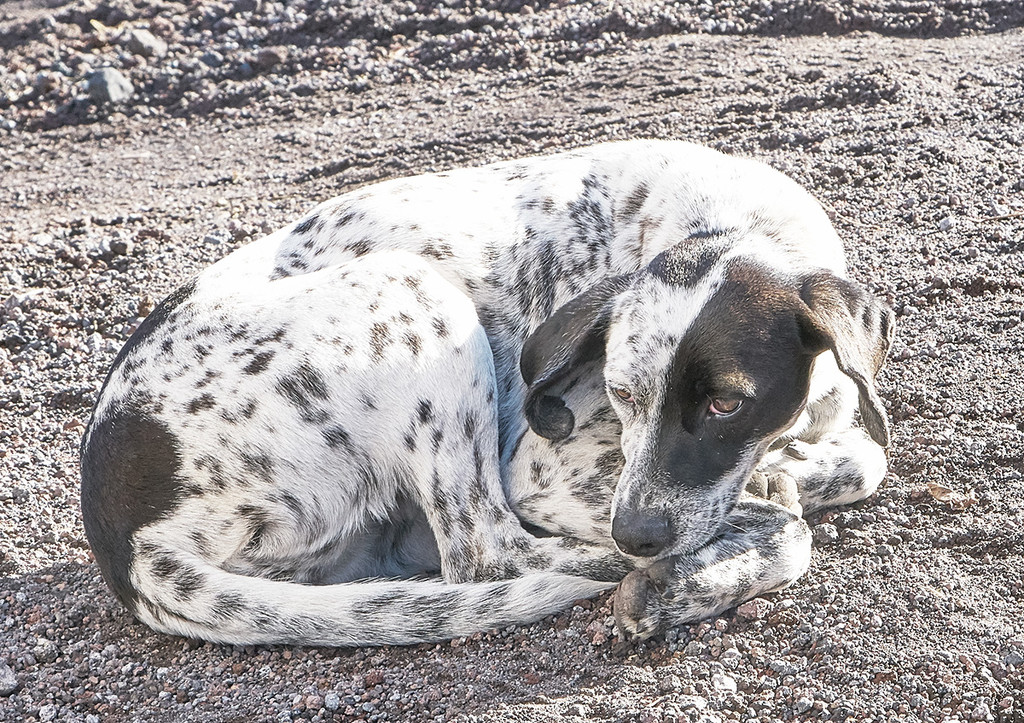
80 140 893 646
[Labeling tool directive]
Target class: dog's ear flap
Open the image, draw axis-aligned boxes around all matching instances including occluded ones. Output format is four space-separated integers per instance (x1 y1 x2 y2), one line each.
520 274 635 441
798 273 896 447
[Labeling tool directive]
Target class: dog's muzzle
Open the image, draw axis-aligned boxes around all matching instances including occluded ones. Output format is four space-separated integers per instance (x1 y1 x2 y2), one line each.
611 508 674 558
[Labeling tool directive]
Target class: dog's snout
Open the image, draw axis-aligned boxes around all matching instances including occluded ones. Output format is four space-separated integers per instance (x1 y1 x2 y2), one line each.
611 508 673 558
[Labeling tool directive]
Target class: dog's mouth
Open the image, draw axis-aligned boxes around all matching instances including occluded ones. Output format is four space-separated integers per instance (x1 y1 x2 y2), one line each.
652 491 748 562
612 448 759 561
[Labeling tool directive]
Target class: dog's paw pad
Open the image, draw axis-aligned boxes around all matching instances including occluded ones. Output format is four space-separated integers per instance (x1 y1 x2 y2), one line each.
744 469 770 499
767 471 802 515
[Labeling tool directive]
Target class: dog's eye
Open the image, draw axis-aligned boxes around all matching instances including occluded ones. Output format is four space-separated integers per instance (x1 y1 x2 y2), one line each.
709 398 742 416
610 386 635 404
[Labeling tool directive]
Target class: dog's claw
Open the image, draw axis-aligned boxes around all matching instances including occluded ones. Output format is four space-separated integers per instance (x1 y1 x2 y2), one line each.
614 569 655 639
783 440 812 460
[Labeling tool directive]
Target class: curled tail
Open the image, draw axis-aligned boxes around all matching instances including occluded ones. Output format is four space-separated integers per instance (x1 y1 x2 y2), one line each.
131 558 614 646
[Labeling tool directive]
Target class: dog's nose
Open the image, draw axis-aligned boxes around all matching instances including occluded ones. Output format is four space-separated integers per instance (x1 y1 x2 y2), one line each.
611 508 673 558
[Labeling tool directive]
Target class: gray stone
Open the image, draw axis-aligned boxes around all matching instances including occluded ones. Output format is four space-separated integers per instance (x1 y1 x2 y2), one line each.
736 597 772 620
970 702 991 721
127 28 168 58
200 50 225 68
812 523 840 545
711 672 736 692
255 46 288 69
683 639 704 656
33 638 58 664
108 236 133 257
658 673 682 693
0 663 17 696
678 695 708 710
87 68 134 105
831 511 863 529
204 229 232 245
769 658 802 676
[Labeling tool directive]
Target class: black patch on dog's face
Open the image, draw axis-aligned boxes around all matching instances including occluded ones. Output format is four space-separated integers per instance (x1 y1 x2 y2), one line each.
80 405 187 612
653 262 817 491
608 259 825 555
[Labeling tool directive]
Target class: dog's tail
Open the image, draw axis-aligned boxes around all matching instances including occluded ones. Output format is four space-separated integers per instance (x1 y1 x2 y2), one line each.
129 559 614 647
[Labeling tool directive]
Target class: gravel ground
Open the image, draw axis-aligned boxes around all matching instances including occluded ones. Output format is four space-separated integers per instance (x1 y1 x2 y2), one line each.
2 1 1024 721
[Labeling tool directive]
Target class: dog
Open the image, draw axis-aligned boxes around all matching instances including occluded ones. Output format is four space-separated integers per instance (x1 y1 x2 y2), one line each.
80 140 893 646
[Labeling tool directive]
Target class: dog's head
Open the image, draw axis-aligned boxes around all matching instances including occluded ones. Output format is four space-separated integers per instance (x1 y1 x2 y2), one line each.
520 243 894 558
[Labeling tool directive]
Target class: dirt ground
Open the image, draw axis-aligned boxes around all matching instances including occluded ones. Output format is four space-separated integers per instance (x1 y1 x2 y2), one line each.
1 1 1023 721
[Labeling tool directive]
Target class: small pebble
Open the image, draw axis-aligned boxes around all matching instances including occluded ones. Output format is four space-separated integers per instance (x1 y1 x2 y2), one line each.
0 663 18 696
32 638 59 664
795 697 814 714
658 673 682 693
812 523 840 545
711 672 737 693
255 46 288 68
126 28 168 58
1003 651 1024 667
736 597 772 620
769 659 801 676
201 50 225 67
87 68 134 105
677 695 708 710
204 229 232 245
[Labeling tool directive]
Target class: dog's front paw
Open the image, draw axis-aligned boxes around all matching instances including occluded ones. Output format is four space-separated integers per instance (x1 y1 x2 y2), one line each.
613 556 678 641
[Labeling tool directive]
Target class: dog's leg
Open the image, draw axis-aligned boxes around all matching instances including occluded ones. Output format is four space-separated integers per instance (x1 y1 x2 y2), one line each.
414 380 631 583
314 254 627 585
614 498 811 640
401 329 557 583
758 428 888 513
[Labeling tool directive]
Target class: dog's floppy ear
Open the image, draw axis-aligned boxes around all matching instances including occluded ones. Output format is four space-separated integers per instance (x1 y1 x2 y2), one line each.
798 272 895 447
520 274 635 441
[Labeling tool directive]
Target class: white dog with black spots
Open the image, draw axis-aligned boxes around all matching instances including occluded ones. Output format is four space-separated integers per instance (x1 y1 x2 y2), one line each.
81 140 893 646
